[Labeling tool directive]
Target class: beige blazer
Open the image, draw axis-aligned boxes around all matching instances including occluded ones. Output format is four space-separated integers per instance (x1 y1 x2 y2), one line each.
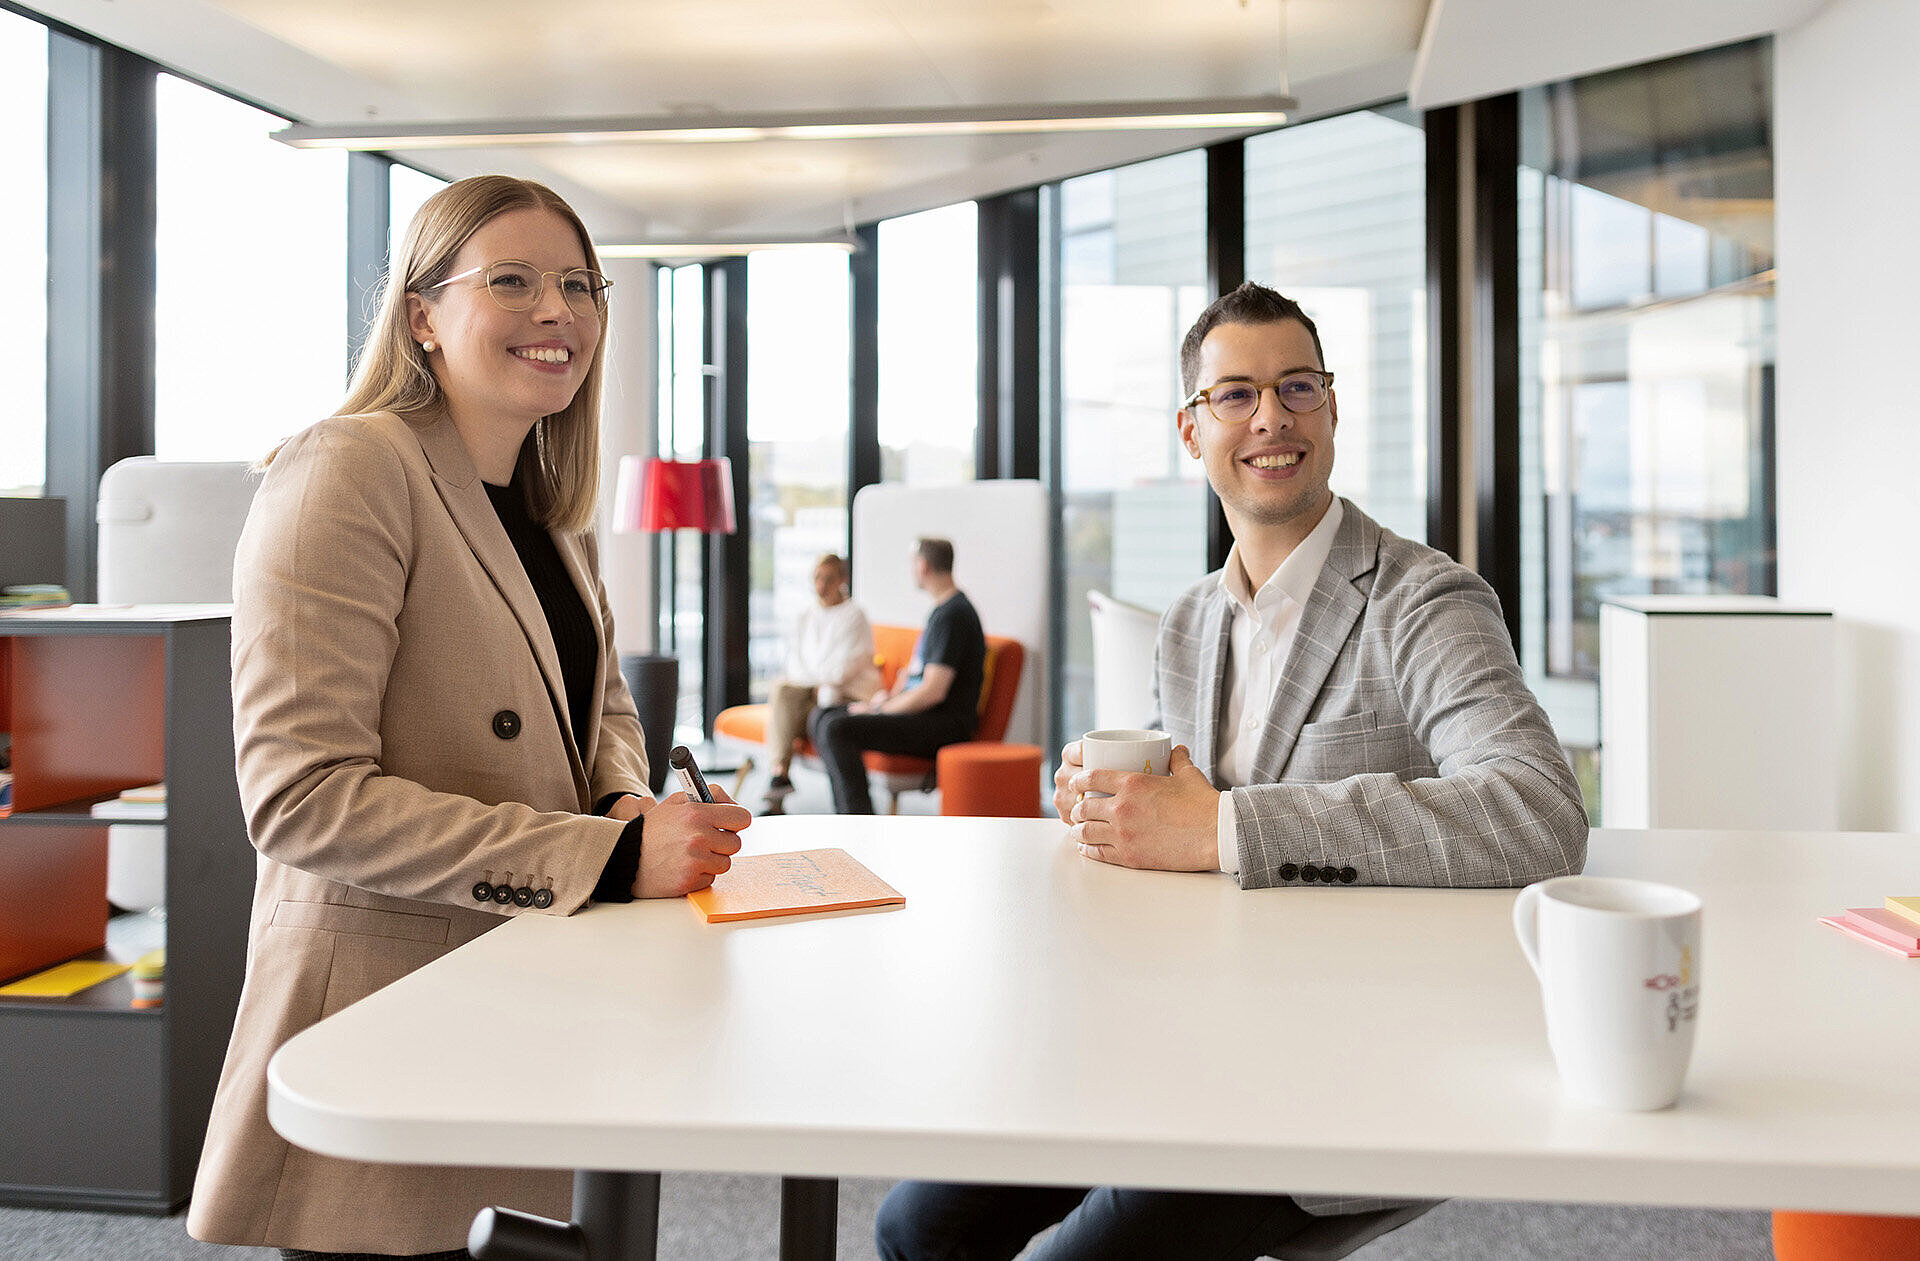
187 411 650 1253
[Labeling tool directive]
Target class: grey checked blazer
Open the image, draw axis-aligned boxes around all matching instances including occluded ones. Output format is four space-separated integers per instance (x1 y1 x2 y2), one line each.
1148 500 1587 1243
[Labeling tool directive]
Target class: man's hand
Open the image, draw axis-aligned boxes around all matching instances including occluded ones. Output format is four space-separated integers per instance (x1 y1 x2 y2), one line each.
1065 745 1220 871
1051 739 1086 822
633 787 751 898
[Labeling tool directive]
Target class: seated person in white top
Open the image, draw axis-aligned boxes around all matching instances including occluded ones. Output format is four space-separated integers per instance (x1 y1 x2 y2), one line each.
763 553 880 811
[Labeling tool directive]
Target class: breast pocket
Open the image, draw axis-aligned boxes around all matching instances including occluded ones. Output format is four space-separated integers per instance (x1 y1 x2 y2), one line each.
1286 710 1419 782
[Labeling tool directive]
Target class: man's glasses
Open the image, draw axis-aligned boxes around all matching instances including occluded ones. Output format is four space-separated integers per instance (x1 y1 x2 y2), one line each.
427 260 612 319
1183 370 1334 424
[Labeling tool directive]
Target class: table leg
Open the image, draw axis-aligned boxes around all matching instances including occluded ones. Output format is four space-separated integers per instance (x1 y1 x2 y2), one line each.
780 1176 839 1261
573 1169 662 1260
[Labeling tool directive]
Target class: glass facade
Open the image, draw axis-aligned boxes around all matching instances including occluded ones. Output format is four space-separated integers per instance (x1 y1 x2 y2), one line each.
155 74 347 460
658 263 710 742
0 11 48 496
1245 105 1428 544
1055 151 1211 743
1518 40 1776 815
746 248 853 702
878 202 978 484
388 163 448 256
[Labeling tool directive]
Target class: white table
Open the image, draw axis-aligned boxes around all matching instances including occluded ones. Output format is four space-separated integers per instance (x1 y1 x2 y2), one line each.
268 818 1920 1256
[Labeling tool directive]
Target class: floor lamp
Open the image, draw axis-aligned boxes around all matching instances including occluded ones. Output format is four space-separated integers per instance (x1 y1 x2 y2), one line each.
612 455 737 794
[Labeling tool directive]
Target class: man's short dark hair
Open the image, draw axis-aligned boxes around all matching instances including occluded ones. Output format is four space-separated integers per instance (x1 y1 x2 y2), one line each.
916 537 955 575
1178 282 1326 397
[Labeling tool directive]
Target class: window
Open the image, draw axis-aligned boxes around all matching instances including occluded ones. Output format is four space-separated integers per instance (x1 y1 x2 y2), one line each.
388 162 447 255
0 10 48 495
878 202 977 484
657 263 709 741
1244 105 1428 543
155 74 347 460
747 248 852 701
1517 40 1776 814
1054 151 1210 741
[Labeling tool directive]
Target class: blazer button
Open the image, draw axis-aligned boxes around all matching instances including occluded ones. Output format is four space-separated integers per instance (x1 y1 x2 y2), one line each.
491 883 514 905
1278 863 1299 882
471 881 494 903
1300 865 1319 884
1338 866 1358 884
1317 864 1338 884
512 886 535 908
531 888 554 910
492 710 521 740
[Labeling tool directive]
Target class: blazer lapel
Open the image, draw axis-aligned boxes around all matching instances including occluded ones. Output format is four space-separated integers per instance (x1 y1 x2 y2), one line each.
414 415 587 792
1194 587 1231 783
1248 500 1377 781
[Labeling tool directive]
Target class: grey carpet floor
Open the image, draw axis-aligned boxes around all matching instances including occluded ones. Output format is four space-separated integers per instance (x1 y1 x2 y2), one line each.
0 1178 1776 1259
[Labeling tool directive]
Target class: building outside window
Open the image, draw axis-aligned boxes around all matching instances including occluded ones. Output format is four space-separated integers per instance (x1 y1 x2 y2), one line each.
0 10 48 496
746 248 852 701
155 74 347 460
1518 39 1777 818
1054 151 1210 743
1244 104 1428 544
877 202 977 485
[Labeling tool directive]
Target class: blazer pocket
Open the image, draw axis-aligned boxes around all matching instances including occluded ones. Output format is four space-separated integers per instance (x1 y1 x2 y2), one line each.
270 899 452 945
1297 710 1381 743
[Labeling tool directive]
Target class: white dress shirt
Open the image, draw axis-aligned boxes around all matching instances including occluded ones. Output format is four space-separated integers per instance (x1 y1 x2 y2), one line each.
1213 496 1344 874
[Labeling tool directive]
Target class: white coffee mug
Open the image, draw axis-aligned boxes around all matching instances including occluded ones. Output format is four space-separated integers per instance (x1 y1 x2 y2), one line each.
1512 875 1702 1111
1079 728 1174 799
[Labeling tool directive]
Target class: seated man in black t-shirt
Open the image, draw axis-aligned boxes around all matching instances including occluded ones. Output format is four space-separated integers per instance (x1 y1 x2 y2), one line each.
808 537 987 815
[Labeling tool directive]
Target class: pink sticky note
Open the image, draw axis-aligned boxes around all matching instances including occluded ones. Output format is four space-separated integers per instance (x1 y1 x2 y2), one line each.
1841 907 1920 951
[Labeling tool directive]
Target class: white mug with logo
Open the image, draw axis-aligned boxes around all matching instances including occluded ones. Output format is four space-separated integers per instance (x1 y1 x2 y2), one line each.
1079 728 1174 799
1512 875 1702 1110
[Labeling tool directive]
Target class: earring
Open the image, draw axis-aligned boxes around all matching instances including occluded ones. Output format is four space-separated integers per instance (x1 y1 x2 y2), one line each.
421 340 437 353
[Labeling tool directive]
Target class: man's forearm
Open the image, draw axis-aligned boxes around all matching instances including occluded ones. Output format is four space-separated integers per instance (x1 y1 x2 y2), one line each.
878 682 943 714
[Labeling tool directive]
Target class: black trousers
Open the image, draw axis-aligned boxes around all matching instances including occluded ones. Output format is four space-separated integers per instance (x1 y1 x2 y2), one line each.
808 705 971 814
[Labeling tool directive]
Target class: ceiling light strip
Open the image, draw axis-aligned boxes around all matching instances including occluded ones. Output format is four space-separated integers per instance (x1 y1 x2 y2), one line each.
275 96 1296 151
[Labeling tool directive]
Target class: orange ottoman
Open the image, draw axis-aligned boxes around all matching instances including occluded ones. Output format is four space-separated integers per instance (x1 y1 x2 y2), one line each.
938 742 1044 817
1773 1213 1920 1260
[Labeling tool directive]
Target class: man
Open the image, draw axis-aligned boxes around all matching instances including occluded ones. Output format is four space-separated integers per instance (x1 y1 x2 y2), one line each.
875 284 1587 1261
762 553 880 813
809 537 986 815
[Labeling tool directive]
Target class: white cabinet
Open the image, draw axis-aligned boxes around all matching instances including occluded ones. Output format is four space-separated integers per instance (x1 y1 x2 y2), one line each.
1600 596 1836 830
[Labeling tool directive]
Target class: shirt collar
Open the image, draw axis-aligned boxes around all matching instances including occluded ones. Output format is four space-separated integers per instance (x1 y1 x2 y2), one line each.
1219 495 1345 617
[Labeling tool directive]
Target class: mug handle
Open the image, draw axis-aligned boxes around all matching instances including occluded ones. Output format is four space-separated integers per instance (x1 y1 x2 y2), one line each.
1512 883 1545 981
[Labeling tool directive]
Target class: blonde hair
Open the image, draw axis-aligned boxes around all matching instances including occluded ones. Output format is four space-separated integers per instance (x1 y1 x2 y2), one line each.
329 175 609 532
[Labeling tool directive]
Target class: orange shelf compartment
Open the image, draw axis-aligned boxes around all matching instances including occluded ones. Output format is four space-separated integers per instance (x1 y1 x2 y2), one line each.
0 822 109 985
5 635 166 813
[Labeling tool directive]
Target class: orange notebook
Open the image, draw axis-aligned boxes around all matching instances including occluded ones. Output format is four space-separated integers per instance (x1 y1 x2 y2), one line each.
688 848 905 923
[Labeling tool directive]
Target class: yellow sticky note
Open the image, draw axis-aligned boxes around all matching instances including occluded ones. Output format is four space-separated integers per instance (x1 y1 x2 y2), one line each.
0 961 132 998
1886 896 1920 930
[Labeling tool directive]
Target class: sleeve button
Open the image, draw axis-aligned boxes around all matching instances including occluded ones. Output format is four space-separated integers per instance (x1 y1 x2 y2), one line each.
491 883 514 905
1300 866 1319 884
531 888 554 910
512 886 535 908
1338 866 1358 884
471 882 494 902
1278 863 1299 882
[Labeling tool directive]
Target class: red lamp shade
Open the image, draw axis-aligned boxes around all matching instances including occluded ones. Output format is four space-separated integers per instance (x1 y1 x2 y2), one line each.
613 456 737 534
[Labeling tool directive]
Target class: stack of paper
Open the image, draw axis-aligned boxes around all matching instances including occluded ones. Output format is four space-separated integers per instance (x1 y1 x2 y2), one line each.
1818 897 1920 958
89 783 166 820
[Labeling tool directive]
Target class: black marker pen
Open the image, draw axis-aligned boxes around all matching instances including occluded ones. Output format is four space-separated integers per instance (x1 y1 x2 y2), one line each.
668 745 714 804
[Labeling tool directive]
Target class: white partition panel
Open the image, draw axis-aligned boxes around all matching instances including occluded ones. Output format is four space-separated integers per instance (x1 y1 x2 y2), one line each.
851 481 1048 748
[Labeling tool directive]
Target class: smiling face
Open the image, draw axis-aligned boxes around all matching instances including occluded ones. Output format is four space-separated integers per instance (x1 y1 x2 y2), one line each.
1176 317 1337 551
813 558 847 606
406 206 601 471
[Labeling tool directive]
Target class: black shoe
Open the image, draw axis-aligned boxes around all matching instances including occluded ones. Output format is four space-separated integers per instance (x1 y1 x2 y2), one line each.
767 774 794 794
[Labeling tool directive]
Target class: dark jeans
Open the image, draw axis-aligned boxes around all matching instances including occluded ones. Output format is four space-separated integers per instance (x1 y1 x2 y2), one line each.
809 705 971 814
874 1181 1313 1261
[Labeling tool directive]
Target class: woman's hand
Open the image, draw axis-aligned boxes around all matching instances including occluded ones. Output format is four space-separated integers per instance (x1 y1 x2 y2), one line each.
605 793 652 822
633 787 751 898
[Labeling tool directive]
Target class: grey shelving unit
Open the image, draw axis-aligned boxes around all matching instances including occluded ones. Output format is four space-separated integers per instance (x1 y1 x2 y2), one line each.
0 608 252 1212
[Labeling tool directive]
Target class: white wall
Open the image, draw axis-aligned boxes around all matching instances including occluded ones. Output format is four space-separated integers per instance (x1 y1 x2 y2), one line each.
1775 0 1920 830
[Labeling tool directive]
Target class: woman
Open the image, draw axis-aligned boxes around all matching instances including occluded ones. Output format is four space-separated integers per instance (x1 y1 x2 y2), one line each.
187 176 750 1259
762 552 880 811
